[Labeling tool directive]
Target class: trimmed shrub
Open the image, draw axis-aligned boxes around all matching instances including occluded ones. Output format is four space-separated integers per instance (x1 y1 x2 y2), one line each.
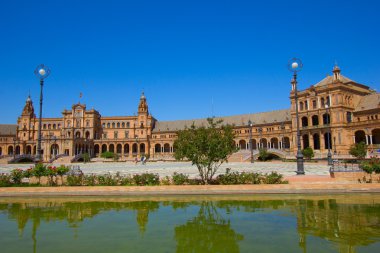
66 175 83 186
133 173 160 186
0 173 12 187
172 172 189 185
10 169 24 184
262 172 288 184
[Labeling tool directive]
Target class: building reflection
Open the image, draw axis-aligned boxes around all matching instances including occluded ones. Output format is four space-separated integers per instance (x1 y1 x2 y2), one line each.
0 196 379 253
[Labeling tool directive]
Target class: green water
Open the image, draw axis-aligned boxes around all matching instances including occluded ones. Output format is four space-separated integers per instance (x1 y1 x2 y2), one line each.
0 195 380 253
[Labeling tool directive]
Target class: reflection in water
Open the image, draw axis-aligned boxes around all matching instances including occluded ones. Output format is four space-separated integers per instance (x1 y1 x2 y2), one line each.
0 195 379 253
175 201 243 253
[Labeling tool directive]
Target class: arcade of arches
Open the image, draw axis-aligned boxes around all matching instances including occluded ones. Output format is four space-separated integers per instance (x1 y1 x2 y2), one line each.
1 65 380 161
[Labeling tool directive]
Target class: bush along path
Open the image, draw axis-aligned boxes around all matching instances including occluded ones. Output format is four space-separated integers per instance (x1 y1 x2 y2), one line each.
0 164 289 187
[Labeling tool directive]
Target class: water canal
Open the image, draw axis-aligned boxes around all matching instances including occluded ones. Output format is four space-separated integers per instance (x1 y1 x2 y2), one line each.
0 194 379 252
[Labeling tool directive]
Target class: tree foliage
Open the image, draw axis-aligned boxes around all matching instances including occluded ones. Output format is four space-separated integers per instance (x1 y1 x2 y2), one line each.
173 118 236 184
302 147 314 160
349 142 367 160
258 148 270 161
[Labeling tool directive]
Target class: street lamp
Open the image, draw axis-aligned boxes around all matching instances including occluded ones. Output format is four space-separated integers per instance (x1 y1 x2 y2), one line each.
288 58 305 175
13 137 16 159
325 103 333 165
258 127 263 149
280 122 285 150
248 120 254 163
34 64 50 162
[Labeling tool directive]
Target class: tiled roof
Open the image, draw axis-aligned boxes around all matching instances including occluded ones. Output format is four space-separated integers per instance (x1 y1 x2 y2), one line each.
314 75 355 87
0 124 17 136
355 93 380 112
153 109 291 132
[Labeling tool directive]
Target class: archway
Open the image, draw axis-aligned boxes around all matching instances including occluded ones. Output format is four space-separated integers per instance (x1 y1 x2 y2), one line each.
132 143 138 154
155 144 161 153
270 137 279 149
372 129 380 144
283 137 290 149
26 145 32 155
116 144 122 154
85 131 90 139
94 144 100 155
239 140 246 150
354 130 366 143
164 143 170 153
15 145 21 155
33 146 36 155
124 144 129 154
251 139 257 150
324 133 332 149
109 144 115 153
50 144 59 156
101 144 107 153
260 138 268 149
302 134 309 149
140 143 146 154
8 146 13 155
75 131 81 139
323 113 330 125
313 134 320 150
0 147 2 155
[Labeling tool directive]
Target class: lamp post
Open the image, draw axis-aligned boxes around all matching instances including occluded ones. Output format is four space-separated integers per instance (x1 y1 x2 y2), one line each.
13 137 16 159
325 103 333 165
248 120 254 163
280 122 285 150
34 64 50 162
288 58 305 175
258 127 263 149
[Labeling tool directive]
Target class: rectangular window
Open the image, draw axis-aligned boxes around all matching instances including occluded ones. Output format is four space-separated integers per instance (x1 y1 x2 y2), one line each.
346 112 352 123
114 131 118 139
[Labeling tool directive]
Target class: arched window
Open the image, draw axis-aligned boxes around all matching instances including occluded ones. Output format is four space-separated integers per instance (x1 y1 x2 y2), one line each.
107 123 110 128
101 144 107 153
140 143 146 154
324 132 332 149
112 122 115 128
312 115 319 126
94 144 100 155
270 138 279 149
299 102 304 111
313 134 320 150
109 144 115 153
372 129 380 144
302 134 309 149
323 113 330 125
117 122 120 128
122 122 125 128
301 117 308 127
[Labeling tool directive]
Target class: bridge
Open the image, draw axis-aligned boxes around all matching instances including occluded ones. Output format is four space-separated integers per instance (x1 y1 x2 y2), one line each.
229 148 292 162
8 154 37 163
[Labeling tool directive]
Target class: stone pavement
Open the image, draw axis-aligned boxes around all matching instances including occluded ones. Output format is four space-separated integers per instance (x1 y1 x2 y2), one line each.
0 161 330 177
0 182 379 197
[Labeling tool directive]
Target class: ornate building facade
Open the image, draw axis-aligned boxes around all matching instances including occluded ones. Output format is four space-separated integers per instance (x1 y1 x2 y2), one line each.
0 65 379 162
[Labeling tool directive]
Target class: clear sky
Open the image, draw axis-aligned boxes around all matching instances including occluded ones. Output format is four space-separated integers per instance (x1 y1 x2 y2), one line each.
0 0 379 123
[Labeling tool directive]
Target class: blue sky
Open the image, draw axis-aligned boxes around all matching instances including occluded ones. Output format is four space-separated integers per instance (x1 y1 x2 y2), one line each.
0 0 379 123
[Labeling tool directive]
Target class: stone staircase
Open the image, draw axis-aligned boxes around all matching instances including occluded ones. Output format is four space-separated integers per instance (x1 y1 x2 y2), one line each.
52 155 73 165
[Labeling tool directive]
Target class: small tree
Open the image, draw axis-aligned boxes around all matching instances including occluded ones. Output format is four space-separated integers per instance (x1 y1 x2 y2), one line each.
258 148 269 161
82 153 90 163
174 118 236 184
349 142 367 160
302 147 314 160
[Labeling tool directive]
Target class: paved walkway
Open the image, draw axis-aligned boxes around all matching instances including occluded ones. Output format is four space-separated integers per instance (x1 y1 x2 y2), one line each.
0 161 331 177
0 182 379 197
